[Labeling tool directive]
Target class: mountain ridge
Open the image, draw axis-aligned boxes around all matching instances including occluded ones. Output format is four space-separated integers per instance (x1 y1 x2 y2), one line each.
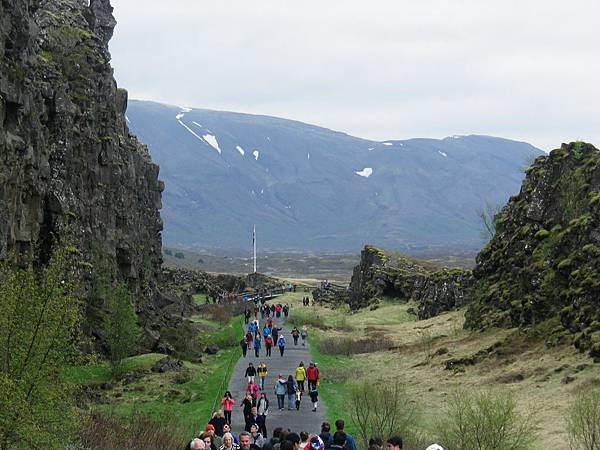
127 100 544 252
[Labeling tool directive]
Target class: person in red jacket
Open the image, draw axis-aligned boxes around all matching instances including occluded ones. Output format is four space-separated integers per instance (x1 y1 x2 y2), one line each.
221 391 236 424
306 362 319 390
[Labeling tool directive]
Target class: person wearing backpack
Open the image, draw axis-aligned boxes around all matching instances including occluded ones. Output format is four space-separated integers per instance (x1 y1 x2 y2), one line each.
334 421 356 450
254 335 262 357
329 432 346 450
306 362 319 390
264 334 274 357
257 362 268 390
300 326 308 347
274 374 287 410
291 327 300 346
309 384 319 412
295 362 307 392
277 335 286 357
285 375 297 410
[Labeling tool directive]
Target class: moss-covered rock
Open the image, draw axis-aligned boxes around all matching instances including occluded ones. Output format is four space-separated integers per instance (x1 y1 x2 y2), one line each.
346 245 472 319
465 142 600 357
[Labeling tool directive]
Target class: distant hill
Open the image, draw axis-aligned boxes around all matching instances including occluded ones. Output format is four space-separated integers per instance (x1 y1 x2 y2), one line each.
126 100 544 252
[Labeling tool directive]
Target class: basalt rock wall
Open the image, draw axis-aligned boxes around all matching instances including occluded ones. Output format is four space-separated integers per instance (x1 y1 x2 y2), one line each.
348 245 473 319
465 142 600 357
0 0 174 349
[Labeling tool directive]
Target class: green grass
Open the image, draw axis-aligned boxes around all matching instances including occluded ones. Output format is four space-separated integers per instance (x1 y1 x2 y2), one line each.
66 313 244 438
63 353 164 385
192 293 208 304
307 330 360 437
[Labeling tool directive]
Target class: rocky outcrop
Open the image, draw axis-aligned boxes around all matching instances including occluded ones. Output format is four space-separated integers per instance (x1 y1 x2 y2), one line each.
347 245 473 319
0 0 169 349
465 142 600 358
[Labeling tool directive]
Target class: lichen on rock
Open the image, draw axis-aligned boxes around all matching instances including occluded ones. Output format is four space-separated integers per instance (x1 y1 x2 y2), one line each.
465 142 600 358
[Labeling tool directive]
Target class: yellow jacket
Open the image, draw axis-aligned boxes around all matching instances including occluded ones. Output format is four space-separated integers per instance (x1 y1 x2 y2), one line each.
257 364 268 377
295 366 307 381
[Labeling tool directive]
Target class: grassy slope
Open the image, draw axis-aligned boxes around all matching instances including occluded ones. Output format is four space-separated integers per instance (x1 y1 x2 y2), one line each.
65 314 243 437
283 291 600 449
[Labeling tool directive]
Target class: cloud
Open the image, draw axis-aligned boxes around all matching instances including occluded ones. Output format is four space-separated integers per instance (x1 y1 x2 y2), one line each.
109 0 600 151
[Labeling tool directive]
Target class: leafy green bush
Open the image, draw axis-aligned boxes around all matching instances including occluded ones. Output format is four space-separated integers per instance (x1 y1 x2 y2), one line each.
0 244 81 448
566 390 600 450
174 252 185 259
104 283 141 376
436 389 538 450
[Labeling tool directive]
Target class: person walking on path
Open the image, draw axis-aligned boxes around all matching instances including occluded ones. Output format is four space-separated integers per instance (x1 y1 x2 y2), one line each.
291 327 300 346
245 363 257 384
240 336 248 357
208 410 228 437
295 385 302 410
319 423 334 448
245 407 267 437
295 362 306 392
264 334 274 357
257 362 268 390
272 326 281 344
221 391 235 424
254 335 262 357
306 362 319 390
277 335 286 357
246 331 254 349
249 423 266 449
274 374 287 410
300 326 308 347
308 385 319 412
241 394 254 423
283 304 289 318
286 375 297 410
263 325 272 338
247 380 260 403
257 392 269 419
335 420 357 450
275 304 282 318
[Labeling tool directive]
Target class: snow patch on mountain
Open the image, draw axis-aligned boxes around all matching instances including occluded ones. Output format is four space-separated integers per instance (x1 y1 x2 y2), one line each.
236 145 245 156
438 151 448 157
176 113 185 120
382 142 393 146
125 115 131 124
253 150 260 161
202 134 221 154
356 168 373 178
307 153 310 160
192 121 203 128
180 107 192 113
177 120 205 143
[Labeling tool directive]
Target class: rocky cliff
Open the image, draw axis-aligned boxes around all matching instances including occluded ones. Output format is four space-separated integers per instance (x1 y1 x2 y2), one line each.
347 245 473 319
0 0 179 349
465 142 600 358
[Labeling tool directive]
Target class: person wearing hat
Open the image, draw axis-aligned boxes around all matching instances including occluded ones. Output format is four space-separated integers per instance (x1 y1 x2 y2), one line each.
277 335 286 357
204 424 223 449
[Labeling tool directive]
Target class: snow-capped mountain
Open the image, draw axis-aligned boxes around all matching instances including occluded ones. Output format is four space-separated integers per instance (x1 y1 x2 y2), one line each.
126 100 544 252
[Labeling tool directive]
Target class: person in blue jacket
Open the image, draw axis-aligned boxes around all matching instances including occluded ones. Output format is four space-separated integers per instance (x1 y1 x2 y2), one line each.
277 335 286 357
253 335 262 357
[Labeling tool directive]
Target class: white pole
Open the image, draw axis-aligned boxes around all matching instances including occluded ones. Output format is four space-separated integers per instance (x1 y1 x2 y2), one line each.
253 224 257 273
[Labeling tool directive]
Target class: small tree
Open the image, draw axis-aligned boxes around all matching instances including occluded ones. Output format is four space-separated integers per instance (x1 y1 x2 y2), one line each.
567 390 600 450
437 389 538 450
104 282 140 376
0 244 81 449
477 202 503 241
349 379 420 449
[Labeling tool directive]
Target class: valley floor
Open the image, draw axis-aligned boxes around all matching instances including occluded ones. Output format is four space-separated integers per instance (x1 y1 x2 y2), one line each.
282 292 600 449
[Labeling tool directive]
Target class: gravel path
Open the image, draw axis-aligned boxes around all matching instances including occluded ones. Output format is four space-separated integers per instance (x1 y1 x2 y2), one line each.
227 308 325 437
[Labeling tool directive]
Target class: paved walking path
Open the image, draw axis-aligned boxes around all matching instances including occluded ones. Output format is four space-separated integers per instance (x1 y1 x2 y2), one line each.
227 301 325 437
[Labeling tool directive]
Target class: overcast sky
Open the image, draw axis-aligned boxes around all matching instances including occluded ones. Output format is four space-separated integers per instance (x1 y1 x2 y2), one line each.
109 0 600 151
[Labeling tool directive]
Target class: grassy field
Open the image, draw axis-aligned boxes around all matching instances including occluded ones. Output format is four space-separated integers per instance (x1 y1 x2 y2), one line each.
65 313 243 438
281 291 600 449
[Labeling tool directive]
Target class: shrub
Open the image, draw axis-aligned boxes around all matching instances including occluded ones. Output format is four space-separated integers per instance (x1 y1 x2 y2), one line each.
0 243 81 448
164 249 173 256
436 389 538 450
78 412 187 450
348 379 420 449
566 390 600 450
174 252 185 259
104 283 141 376
318 336 394 356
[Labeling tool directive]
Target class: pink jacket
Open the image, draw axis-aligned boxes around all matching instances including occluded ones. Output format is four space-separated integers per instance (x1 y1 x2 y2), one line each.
221 397 236 411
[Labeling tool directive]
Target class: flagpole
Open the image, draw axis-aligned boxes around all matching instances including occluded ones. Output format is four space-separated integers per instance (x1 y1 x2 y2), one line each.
253 225 257 273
